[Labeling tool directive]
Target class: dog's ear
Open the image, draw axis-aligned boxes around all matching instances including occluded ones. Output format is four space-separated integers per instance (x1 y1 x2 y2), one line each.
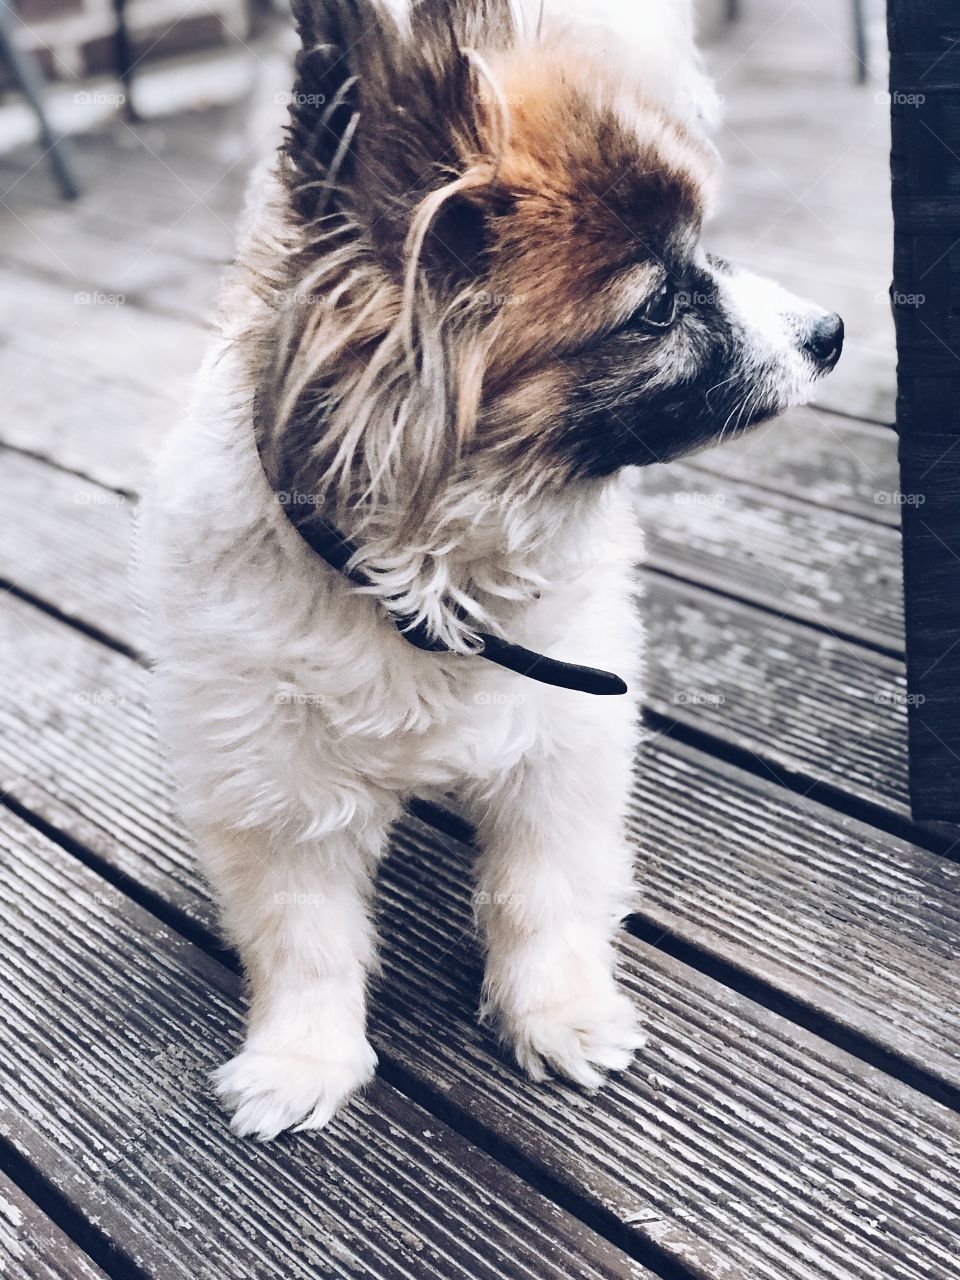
282 0 379 223
265 1 520 540
282 0 515 285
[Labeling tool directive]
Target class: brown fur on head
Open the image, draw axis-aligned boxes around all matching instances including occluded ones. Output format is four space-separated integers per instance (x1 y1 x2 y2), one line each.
251 0 840 565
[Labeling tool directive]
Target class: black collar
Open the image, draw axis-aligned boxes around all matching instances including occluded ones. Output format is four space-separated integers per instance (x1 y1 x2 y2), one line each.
264 474 628 697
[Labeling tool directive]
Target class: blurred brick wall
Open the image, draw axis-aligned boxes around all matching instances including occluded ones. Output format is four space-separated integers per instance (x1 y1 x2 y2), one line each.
10 0 253 82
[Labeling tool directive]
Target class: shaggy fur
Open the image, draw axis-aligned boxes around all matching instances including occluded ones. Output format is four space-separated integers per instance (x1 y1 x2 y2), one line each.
143 0 843 1139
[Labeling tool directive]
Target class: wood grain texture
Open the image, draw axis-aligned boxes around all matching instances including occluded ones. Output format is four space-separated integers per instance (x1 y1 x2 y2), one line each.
888 0 960 819
0 269 205 389
0 271 202 492
0 595 208 925
0 106 259 227
683 407 900 525
0 807 650 1280
0 14 935 1277
2 591 957 1100
0 114 247 320
630 738 960 1086
635 463 904 652
643 575 911 817
0 356 169 494
0 1171 107 1280
0 211 223 320
0 451 141 649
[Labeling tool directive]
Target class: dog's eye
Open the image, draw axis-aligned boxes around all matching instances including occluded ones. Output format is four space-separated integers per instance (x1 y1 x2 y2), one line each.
639 279 678 329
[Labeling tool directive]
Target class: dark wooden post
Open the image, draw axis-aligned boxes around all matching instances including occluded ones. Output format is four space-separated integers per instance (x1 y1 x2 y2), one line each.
888 1 960 821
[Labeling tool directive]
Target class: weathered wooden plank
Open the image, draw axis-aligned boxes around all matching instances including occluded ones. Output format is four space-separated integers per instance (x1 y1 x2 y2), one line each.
0 452 141 649
0 807 649 1280
0 210 224 318
630 737 960 1084
0 595 208 923
635 463 904 652
2 424 906 661
0 127 233 314
0 354 172 493
1 387 898 549
0 268 204 405
0 1171 108 1280
643 575 910 816
0 115 250 311
684 406 900 525
0 274 202 489
0 107 258 225
2 591 957 1100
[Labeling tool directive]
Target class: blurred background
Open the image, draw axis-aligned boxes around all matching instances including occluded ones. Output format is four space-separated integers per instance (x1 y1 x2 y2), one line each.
0 0 893 494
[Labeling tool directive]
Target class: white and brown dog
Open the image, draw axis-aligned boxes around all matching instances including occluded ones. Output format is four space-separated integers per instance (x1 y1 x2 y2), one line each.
144 0 842 1139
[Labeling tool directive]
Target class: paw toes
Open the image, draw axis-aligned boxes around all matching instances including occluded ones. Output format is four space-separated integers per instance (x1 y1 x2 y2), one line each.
212 1043 376 1140
503 991 644 1090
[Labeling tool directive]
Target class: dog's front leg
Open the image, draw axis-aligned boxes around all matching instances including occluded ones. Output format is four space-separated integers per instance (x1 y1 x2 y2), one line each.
472 728 644 1089
198 818 391 1139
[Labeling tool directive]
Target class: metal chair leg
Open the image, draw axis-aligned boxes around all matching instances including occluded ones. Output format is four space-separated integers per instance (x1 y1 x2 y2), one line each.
112 0 139 121
852 0 868 83
0 0 80 199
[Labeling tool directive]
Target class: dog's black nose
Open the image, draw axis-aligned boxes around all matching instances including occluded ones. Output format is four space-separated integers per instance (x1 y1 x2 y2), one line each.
804 313 844 369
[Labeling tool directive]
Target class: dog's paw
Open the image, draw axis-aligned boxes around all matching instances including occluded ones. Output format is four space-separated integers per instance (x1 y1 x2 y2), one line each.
212 1038 377 1140
484 946 645 1090
510 986 645 1090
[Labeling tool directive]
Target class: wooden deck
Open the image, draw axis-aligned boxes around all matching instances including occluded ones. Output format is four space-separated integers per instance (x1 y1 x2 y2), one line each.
2 3 960 1277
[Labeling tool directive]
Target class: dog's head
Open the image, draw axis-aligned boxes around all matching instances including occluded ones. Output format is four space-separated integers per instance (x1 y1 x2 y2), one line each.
256 0 842 535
